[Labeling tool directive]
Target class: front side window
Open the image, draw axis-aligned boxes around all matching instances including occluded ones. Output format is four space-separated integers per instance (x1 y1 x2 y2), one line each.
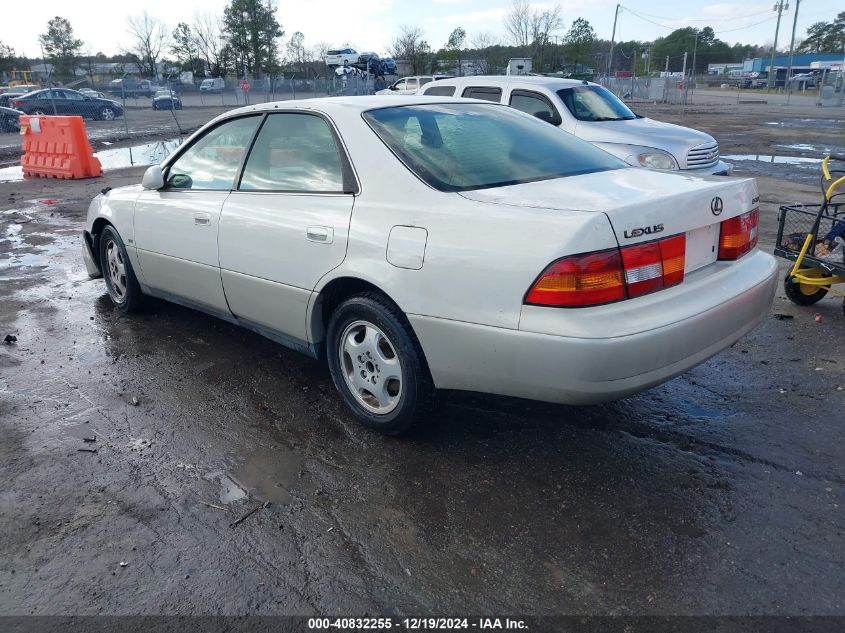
509 90 558 123
239 113 344 192
364 103 625 192
406 79 418 90
166 116 261 190
557 85 636 122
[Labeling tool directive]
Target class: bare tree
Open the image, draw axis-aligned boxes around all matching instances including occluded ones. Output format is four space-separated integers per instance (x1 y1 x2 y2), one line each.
504 0 532 47
126 12 168 78
470 31 500 74
192 12 228 77
389 25 433 74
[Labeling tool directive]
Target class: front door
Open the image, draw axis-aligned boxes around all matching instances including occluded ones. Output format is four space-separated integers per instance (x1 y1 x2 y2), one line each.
133 114 262 315
218 112 356 343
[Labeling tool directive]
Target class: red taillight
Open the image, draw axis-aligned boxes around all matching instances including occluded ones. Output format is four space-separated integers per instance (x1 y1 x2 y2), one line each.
12 100 22 108
526 233 687 307
718 208 759 260
524 249 625 307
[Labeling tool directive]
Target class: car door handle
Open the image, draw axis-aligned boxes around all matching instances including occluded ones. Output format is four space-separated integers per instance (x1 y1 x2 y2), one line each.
306 226 334 244
194 212 211 226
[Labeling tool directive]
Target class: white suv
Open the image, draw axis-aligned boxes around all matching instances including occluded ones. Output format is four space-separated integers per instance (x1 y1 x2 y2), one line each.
420 75 732 175
325 48 358 68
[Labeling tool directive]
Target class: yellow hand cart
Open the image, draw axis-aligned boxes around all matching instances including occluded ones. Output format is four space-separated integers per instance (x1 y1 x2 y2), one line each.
774 155 845 317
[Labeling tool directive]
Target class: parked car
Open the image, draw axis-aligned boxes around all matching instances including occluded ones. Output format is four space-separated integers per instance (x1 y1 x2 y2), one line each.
12 88 124 120
0 85 39 107
0 106 22 133
108 78 157 98
200 77 225 93
381 57 398 75
80 88 108 99
82 97 776 435
357 52 380 66
376 75 454 95
152 90 182 110
419 76 732 175
792 72 819 88
325 48 358 68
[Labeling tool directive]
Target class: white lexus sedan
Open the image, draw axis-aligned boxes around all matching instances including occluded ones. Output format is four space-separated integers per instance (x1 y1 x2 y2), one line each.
82 97 777 435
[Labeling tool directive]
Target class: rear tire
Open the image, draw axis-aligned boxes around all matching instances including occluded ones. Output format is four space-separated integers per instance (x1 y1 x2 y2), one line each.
784 271 830 306
326 292 435 436
99 225 144 313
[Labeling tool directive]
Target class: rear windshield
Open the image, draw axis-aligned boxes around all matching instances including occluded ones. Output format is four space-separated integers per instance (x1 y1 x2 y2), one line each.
327 50 341 55
557 85 636 122
363 103 625 192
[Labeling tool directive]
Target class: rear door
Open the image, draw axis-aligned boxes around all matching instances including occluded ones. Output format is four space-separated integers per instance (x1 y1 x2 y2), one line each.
218 112 356 343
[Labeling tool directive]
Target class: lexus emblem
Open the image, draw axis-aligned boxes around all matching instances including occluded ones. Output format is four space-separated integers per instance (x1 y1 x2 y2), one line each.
711 196 724 216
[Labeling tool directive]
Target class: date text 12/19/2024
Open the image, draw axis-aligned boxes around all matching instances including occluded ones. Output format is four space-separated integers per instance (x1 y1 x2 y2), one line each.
308 617 528 630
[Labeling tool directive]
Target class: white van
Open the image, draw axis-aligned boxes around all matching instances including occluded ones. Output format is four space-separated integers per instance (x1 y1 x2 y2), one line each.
419 75 731 175
200 78 224 93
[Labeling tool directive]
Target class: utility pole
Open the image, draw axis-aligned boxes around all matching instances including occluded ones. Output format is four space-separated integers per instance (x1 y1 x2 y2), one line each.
607 4 621 79
681 51 688 104
768 1 789 90
785 0 801 104
691 30 700 85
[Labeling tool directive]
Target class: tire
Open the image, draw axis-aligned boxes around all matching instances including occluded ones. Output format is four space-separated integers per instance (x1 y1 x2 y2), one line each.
326 292 435 435
784 271 830 306
99 225 144 312
99 107 116 121
31 108 46 115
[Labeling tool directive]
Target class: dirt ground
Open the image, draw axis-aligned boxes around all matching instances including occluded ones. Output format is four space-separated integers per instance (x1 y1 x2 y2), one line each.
0 103 844 629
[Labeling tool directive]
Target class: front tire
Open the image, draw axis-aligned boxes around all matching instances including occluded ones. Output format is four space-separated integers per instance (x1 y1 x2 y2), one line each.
99 107 116 121
99 225 143 312
326 292 434 435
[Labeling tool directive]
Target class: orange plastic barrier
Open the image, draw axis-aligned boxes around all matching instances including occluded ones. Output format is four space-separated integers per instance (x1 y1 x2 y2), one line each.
19 115 102 179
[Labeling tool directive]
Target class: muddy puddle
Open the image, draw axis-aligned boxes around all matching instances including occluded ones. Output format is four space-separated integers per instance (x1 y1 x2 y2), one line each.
0 138 182 183
722 153 824 167
209 445 311 506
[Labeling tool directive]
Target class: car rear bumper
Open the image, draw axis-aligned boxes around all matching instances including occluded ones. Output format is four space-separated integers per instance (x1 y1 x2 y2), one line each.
410 250 777 405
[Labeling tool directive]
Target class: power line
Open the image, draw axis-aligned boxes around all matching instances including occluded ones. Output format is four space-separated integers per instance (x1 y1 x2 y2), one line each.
619 6 768 23
619 5 778 36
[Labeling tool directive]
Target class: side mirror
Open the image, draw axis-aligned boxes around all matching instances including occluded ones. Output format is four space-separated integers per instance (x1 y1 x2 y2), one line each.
141 165 164 190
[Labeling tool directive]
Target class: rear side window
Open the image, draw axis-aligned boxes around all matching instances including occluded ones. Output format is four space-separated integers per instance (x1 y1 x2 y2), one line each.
462 87 502 102
419 77 433 86
166 116 261 190
424 85 456 97
239 113 344 193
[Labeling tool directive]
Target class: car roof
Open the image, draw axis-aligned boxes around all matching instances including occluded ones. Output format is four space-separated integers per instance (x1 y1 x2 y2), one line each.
423 75 595 89
221 95 502 118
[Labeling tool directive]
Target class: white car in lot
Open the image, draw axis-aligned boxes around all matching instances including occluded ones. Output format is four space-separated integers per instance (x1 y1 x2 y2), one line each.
419 76 732 176
376 76 453 95
82 97 776 435
325 48 358 68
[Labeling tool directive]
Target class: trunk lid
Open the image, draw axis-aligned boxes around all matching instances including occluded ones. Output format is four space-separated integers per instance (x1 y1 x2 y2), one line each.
459 167 758 274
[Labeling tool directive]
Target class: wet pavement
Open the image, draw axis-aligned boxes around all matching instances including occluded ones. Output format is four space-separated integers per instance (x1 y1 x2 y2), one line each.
1 120 845 620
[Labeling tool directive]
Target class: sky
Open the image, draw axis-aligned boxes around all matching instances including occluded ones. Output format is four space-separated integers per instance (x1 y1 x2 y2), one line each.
1 0 842 60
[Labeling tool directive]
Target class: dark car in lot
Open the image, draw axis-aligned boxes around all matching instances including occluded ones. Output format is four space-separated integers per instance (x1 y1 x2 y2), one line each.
108 78 157 98
151 90 182 110
11 88 124 121
381 58 398 75
0 106 22 133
